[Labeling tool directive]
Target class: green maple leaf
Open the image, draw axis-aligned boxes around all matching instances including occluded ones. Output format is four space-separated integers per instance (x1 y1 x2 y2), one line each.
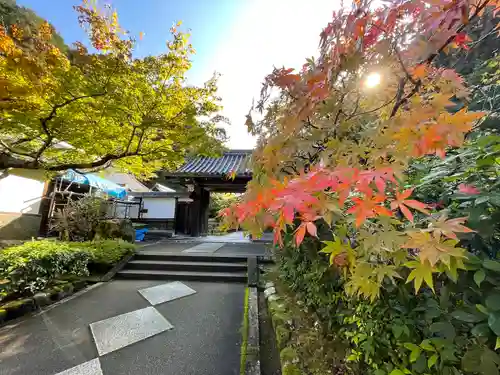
320 237 354 265
405 260 436 293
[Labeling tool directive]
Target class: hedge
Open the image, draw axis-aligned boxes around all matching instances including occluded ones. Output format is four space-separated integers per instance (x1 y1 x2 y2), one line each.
71 239 136 265
0 239 136 301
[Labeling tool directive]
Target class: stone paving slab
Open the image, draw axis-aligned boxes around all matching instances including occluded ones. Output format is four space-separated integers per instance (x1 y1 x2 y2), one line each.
138 281 196 305
0 280 244 375
90 306 173 356
215 243 271 256
138 238 271 257
139 242 195 254
54 358 103 375
182 242 225 253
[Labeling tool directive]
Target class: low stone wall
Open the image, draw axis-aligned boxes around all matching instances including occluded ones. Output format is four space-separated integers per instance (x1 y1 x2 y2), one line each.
131 218 175 230
0 212 41 240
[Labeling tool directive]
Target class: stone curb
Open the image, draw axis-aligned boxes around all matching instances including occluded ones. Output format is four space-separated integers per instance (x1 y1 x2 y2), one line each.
0 280 103 329
0 248 135 328
264 282 301 375
100 252 136 282
245 286 261 375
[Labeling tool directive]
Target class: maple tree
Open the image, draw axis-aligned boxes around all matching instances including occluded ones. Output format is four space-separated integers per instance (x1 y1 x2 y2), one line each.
0 1 226 178
222 0 500 300
0 0 68 53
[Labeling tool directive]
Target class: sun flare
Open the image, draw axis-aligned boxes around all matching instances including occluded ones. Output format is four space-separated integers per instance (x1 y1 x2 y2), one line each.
365 72 381 88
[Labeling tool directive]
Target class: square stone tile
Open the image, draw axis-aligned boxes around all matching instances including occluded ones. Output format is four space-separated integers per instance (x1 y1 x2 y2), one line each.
54 358 103 375
182 242 225 253
138 281 196 305
89 306 173 356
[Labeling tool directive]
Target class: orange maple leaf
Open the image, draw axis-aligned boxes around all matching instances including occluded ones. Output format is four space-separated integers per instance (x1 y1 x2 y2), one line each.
295 225 306 246
390 188 429 222
403 231 466 267
294 221 318 247
412 64 427 79
273 68 301 88
273 227 283 247
427 214 475 240
347 192 392 227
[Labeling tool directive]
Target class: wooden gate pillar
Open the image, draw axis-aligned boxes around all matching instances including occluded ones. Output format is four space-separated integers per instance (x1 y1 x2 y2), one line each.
188 184 210 237
200 188 210 236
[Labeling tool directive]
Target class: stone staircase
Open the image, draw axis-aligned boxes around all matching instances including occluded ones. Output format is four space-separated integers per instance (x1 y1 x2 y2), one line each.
117 252 262 283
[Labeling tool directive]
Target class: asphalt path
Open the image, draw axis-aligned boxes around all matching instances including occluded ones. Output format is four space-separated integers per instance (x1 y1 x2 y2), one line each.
0 279 244 375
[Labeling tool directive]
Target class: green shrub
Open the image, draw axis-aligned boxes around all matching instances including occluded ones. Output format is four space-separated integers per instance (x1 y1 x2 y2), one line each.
94 219 135 243
0 239 135 301
75 239 136 265
274 236 500 375
0 240 90 299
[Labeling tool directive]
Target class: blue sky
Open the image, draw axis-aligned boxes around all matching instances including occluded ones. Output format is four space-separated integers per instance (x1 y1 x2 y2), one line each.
16 0 337 148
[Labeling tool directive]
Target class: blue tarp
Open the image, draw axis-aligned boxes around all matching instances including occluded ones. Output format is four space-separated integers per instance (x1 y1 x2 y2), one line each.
135 228 148 241
61 170 127 199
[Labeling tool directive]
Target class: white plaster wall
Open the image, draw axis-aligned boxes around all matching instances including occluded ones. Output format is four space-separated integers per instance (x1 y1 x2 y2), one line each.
142 197 175 219
0 175 45 214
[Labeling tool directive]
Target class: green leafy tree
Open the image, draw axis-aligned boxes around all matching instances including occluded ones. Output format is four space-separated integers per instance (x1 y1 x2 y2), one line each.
0 2 226 178
209 193 239 218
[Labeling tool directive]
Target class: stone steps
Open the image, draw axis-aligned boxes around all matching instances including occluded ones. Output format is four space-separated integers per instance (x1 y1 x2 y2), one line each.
126 259 248 273
116 252 259 283
117 269 247 283
135 252 254 263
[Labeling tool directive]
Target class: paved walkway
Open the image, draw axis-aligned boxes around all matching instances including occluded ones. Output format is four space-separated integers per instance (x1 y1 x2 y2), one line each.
167 231 273 244
140 238 272 257
0 240 265 375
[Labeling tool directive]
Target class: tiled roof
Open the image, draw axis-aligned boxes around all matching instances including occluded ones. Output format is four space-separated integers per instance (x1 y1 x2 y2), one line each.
174 150 252 177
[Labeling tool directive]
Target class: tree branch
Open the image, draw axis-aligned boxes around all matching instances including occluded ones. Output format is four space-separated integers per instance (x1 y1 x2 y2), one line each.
125 125 137 153
390 78 419 118
136 130 146 154
33 92 108 164
0 140 36 159
350 93 398 119
388 0 490 119
11 136 38 146
45 151 138 171
394 44 417 85
305 116 320 129
40 92 107 134
424 0 490 65
74 160 113 174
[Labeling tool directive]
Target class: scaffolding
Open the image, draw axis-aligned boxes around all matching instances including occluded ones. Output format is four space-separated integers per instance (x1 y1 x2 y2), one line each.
45 177 143 236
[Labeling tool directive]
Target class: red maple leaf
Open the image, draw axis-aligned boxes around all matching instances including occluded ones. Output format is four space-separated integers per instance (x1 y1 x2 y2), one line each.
390 188 429 222
359 168 397 194
458 184 480 195
454 32 472 50
329 167 359 205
